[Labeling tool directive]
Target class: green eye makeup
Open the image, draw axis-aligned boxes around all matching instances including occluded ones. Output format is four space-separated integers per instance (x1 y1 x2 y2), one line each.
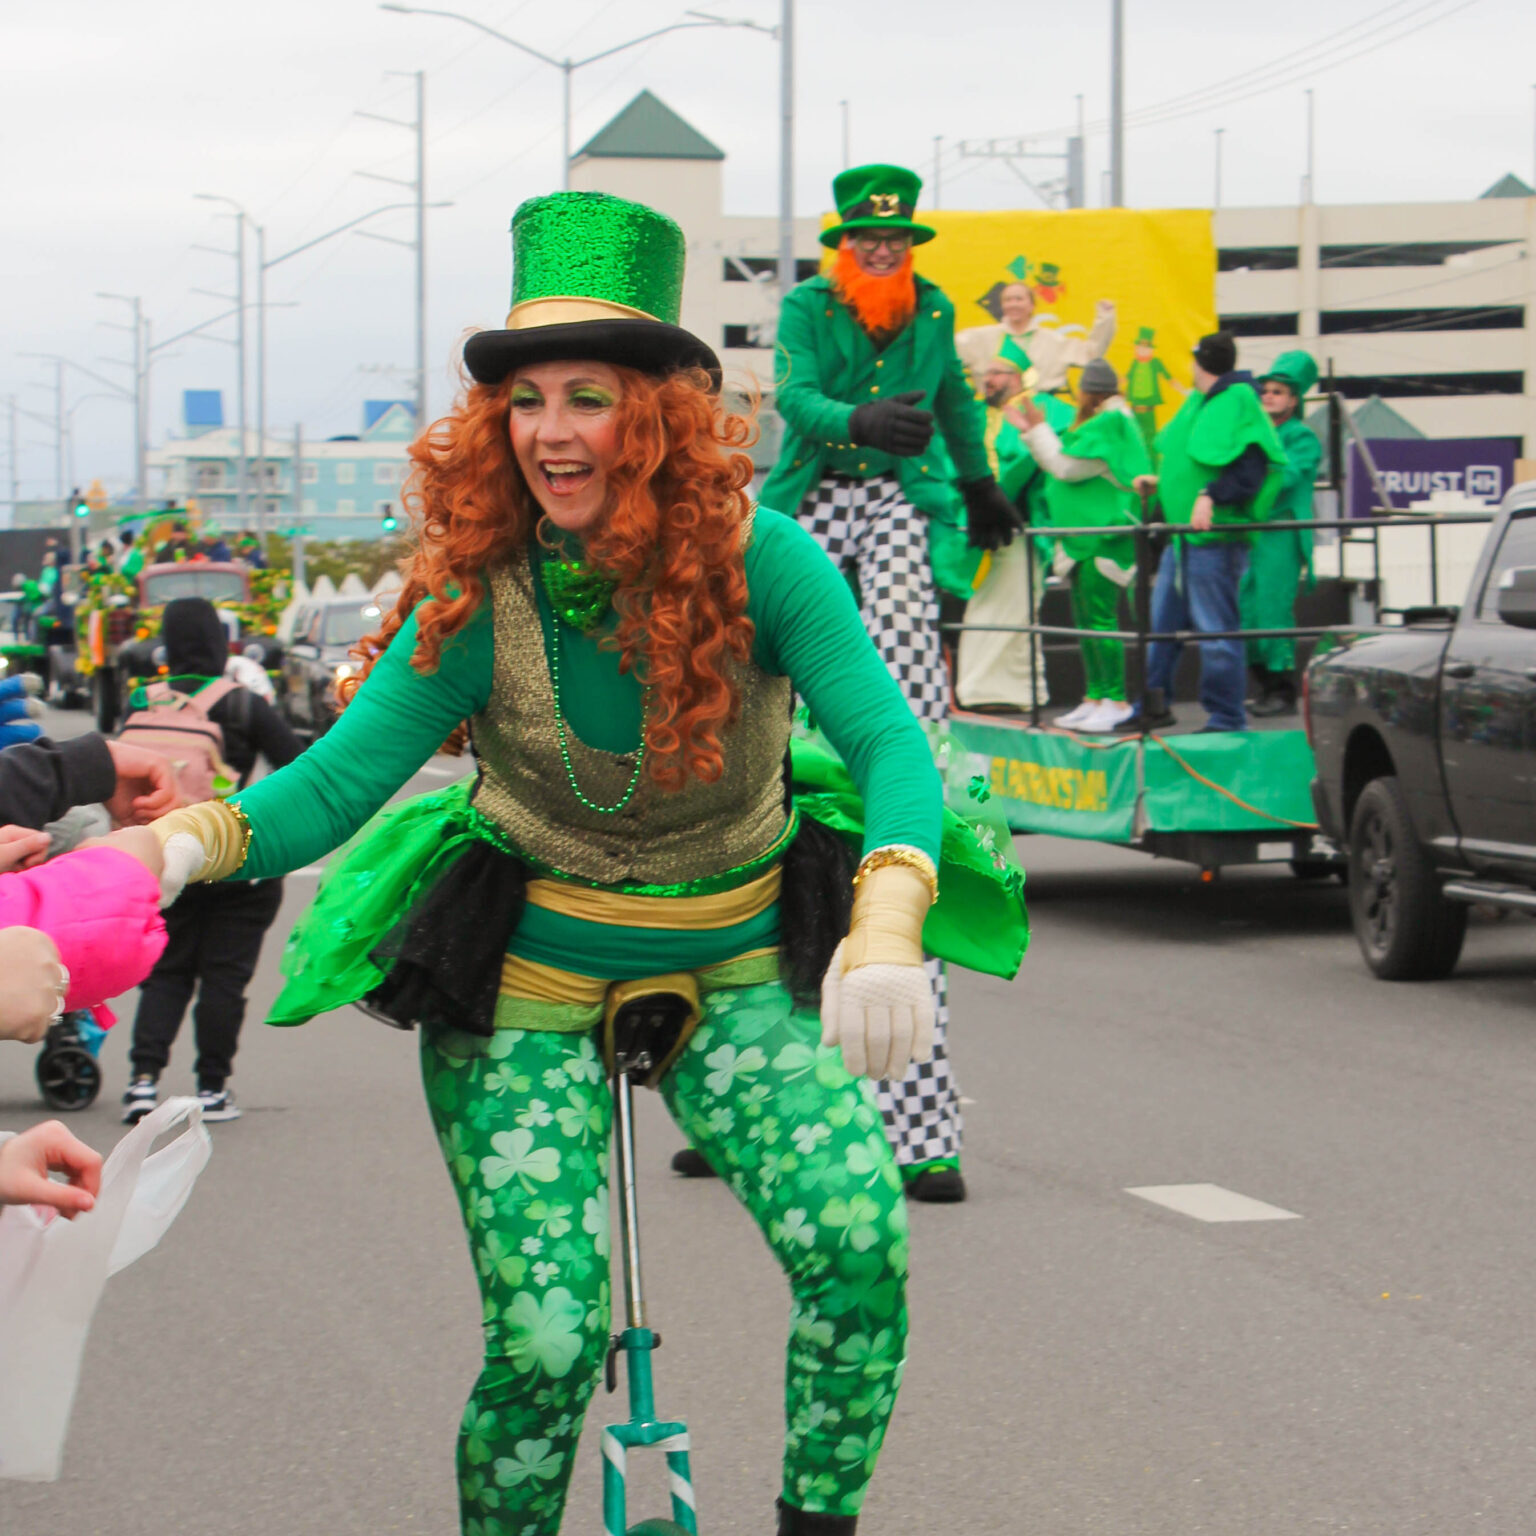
570 387 615 409
509 385 543 407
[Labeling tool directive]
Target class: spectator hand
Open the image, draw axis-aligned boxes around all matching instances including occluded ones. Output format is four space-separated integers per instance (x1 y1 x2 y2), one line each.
104 739 180 825
848 390 934 457
0 1120 102 1217
1133 474 1159 496
962 476 1024 552
0 926 67 1044
1191 493 1216 532
78 825 165 878
0 824 52 872
1095 298 1117 320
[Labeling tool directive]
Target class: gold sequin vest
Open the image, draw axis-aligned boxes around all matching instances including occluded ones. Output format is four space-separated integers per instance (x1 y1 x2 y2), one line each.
471 553 792 887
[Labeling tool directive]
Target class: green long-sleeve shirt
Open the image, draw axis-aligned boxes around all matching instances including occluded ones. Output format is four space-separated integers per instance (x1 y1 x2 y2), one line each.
235 507 942 881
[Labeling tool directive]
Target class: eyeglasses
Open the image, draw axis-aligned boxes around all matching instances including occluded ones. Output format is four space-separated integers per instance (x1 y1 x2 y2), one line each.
851 233 913 253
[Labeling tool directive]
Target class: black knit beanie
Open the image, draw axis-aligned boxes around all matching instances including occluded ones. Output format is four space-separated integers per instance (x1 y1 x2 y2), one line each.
1193 331 1237 376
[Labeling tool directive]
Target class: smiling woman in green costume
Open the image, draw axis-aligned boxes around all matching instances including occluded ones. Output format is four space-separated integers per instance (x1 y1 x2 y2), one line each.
147 191 1026 1536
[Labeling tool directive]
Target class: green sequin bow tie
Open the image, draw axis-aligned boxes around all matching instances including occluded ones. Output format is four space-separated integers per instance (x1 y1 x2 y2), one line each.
540 557 617 634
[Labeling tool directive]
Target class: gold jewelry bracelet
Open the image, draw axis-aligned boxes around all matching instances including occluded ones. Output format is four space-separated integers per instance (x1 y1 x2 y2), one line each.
226 799 253 870
853 844 938 902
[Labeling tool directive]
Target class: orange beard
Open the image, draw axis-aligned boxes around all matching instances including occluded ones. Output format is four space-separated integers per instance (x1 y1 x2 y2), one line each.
831 243 917 341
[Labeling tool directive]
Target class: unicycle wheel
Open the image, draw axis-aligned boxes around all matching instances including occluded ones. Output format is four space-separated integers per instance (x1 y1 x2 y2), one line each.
627 1523 693 1535
36 1045 102 1111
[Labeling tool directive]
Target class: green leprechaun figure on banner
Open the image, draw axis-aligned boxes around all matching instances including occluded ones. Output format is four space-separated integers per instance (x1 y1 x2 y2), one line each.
1125 325 1187 455
758 163 1023 1205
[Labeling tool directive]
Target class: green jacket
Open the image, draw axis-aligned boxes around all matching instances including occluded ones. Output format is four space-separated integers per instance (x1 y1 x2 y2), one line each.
761 273 991 524
1044 407 1151 564
1156 379 1286 546
1265 415 1323 567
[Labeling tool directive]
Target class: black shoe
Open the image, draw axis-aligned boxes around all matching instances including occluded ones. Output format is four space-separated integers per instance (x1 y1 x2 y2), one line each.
1115 709 1175 733
905 1167 968 1203
670 1147 718 1178
777 1496 858 1534
121 1074 158 1126
196 1085 242 1122
1249 683 1297 718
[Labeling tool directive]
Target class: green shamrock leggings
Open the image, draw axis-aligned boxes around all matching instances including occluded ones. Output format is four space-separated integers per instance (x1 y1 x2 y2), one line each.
420 978 911 1535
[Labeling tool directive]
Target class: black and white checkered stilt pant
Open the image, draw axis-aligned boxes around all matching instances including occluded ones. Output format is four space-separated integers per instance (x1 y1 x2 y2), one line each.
799 473 963 1170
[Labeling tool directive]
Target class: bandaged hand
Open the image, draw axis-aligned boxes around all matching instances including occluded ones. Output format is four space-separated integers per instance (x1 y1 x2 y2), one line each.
819 856 936 1080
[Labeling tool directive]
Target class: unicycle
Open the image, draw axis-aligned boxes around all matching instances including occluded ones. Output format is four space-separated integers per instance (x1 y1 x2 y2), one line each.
602 986 702 1536
35 1010 104 1111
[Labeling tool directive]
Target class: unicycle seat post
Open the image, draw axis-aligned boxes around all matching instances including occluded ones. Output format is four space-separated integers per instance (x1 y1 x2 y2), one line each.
611 1059 649 1332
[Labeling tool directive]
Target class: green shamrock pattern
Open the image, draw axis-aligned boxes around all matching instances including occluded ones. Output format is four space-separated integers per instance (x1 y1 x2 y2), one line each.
421 979 909 1535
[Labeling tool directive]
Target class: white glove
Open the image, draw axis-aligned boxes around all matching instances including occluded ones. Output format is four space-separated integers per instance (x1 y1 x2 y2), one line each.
158 831 208 909
820 939 935 1081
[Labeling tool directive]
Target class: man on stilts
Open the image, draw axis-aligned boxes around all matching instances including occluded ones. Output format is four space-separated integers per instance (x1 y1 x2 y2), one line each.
760 163 1020 1203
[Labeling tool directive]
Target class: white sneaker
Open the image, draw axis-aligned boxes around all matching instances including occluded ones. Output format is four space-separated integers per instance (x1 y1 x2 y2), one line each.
1077 699 1135 733
1055 700 1099 729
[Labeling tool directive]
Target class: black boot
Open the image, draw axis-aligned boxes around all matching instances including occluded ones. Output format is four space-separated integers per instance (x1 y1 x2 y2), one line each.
1249 669 1297 718
778 1496 858 1534
670 1147 718 1178
1246 664 1269 705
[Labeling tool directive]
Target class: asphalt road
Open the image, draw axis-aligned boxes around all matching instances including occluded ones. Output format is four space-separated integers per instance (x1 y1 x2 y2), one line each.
4 705 1536 1534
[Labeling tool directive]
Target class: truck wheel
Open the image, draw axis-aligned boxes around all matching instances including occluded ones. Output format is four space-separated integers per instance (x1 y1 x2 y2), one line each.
93 665 118 734
1347 775 1467 980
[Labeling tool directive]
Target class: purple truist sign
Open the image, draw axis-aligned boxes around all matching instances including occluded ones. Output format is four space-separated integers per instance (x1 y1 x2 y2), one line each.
1348 437 1521 518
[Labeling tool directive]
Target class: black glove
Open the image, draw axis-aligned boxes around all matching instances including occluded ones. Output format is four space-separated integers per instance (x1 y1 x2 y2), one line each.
962 476 1024 552
848 390 934 457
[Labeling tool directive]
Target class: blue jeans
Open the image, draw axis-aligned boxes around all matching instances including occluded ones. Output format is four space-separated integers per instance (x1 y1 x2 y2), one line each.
1144 540 1250 731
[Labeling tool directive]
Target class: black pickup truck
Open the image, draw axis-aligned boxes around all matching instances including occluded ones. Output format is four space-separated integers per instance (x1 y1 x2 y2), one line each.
1307 480 1536 979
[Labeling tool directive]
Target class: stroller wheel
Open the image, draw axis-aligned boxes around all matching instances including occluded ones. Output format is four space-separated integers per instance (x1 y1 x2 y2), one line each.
36 1044 102 1111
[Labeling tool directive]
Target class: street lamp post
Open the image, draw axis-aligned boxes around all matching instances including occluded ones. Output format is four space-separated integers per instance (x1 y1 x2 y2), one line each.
97 292 147 511
194 194 251 527
380 5 752 190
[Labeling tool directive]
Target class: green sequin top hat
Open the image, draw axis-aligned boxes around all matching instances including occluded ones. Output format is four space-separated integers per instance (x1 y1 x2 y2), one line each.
463 191 720 386
1135 324 1157 345
819 163 937 250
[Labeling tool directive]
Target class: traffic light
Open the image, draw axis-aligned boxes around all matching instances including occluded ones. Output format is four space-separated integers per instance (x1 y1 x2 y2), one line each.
71 489 89 520
380 504 399 533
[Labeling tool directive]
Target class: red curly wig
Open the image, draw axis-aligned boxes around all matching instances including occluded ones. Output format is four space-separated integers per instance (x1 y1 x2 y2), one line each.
346 364 760 792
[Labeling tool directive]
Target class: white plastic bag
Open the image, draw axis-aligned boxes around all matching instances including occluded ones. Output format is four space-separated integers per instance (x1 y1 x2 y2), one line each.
0 1097 211 1480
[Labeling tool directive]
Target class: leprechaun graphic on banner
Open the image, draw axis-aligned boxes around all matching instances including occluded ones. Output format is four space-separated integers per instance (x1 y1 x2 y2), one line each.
911 208 1216 442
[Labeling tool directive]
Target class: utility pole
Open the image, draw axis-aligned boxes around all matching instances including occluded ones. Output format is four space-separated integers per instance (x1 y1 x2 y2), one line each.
1214 127 1224 208
1109 0 1125 206
194 199 251 527
1066 94 1086 208
97 293 147 510
358 71 428 429
1302 88 1315 204
6 398 17 515
933 136 943 209
778 0 795 311
256 224 267 536
839 99 850 170
53 361 65 500
291 423 306 588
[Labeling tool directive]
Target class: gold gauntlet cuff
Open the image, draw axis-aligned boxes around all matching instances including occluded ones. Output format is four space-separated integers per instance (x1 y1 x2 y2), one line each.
150 800 252 882
841 860 933 972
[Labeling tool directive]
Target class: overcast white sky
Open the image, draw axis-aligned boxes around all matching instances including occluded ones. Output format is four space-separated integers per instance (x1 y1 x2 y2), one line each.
3 0 1534 505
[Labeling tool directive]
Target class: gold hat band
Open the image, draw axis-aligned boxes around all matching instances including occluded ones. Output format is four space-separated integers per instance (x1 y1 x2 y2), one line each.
505 295 659 329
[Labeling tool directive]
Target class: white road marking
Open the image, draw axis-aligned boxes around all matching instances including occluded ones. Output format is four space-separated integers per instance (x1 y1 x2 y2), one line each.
420 765 458 778
1125 1183 1301 1223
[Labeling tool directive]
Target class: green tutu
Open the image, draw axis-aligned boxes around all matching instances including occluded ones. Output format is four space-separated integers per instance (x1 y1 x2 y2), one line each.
268 743 1029 1028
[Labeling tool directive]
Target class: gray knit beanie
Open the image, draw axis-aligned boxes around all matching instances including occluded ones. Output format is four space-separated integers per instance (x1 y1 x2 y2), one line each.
1080 357 1119 395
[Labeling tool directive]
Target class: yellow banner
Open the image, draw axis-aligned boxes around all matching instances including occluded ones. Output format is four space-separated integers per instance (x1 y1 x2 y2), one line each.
909 208 1216 442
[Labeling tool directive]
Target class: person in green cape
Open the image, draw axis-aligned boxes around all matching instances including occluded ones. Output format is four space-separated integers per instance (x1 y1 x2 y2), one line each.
760 163 1025 1205
1014 358 1151 732
1241 350 1322 717
954 335 1074 713
144 190 1027 1536
1126 331 1286 733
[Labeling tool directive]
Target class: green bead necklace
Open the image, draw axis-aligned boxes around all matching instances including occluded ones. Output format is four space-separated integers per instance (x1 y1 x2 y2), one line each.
546 609 646 817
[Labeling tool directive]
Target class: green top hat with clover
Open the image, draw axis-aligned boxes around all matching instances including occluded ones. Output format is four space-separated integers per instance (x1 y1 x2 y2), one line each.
463 191 720 386
1135 325 1157 346
819 163 937 250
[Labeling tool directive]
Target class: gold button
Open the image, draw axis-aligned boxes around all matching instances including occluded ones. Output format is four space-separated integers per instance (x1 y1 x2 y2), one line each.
825 309 833 318
920 465 929 473
870 385 879 393
793 459 802 467
932 310 941 318
859 462 867 470
876 360 884 368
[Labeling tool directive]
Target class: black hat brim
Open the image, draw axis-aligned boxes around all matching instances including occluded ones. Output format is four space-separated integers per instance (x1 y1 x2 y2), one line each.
463 318 721 389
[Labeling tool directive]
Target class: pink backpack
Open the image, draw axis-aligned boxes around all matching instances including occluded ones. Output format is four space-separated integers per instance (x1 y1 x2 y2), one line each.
116 678 241 804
